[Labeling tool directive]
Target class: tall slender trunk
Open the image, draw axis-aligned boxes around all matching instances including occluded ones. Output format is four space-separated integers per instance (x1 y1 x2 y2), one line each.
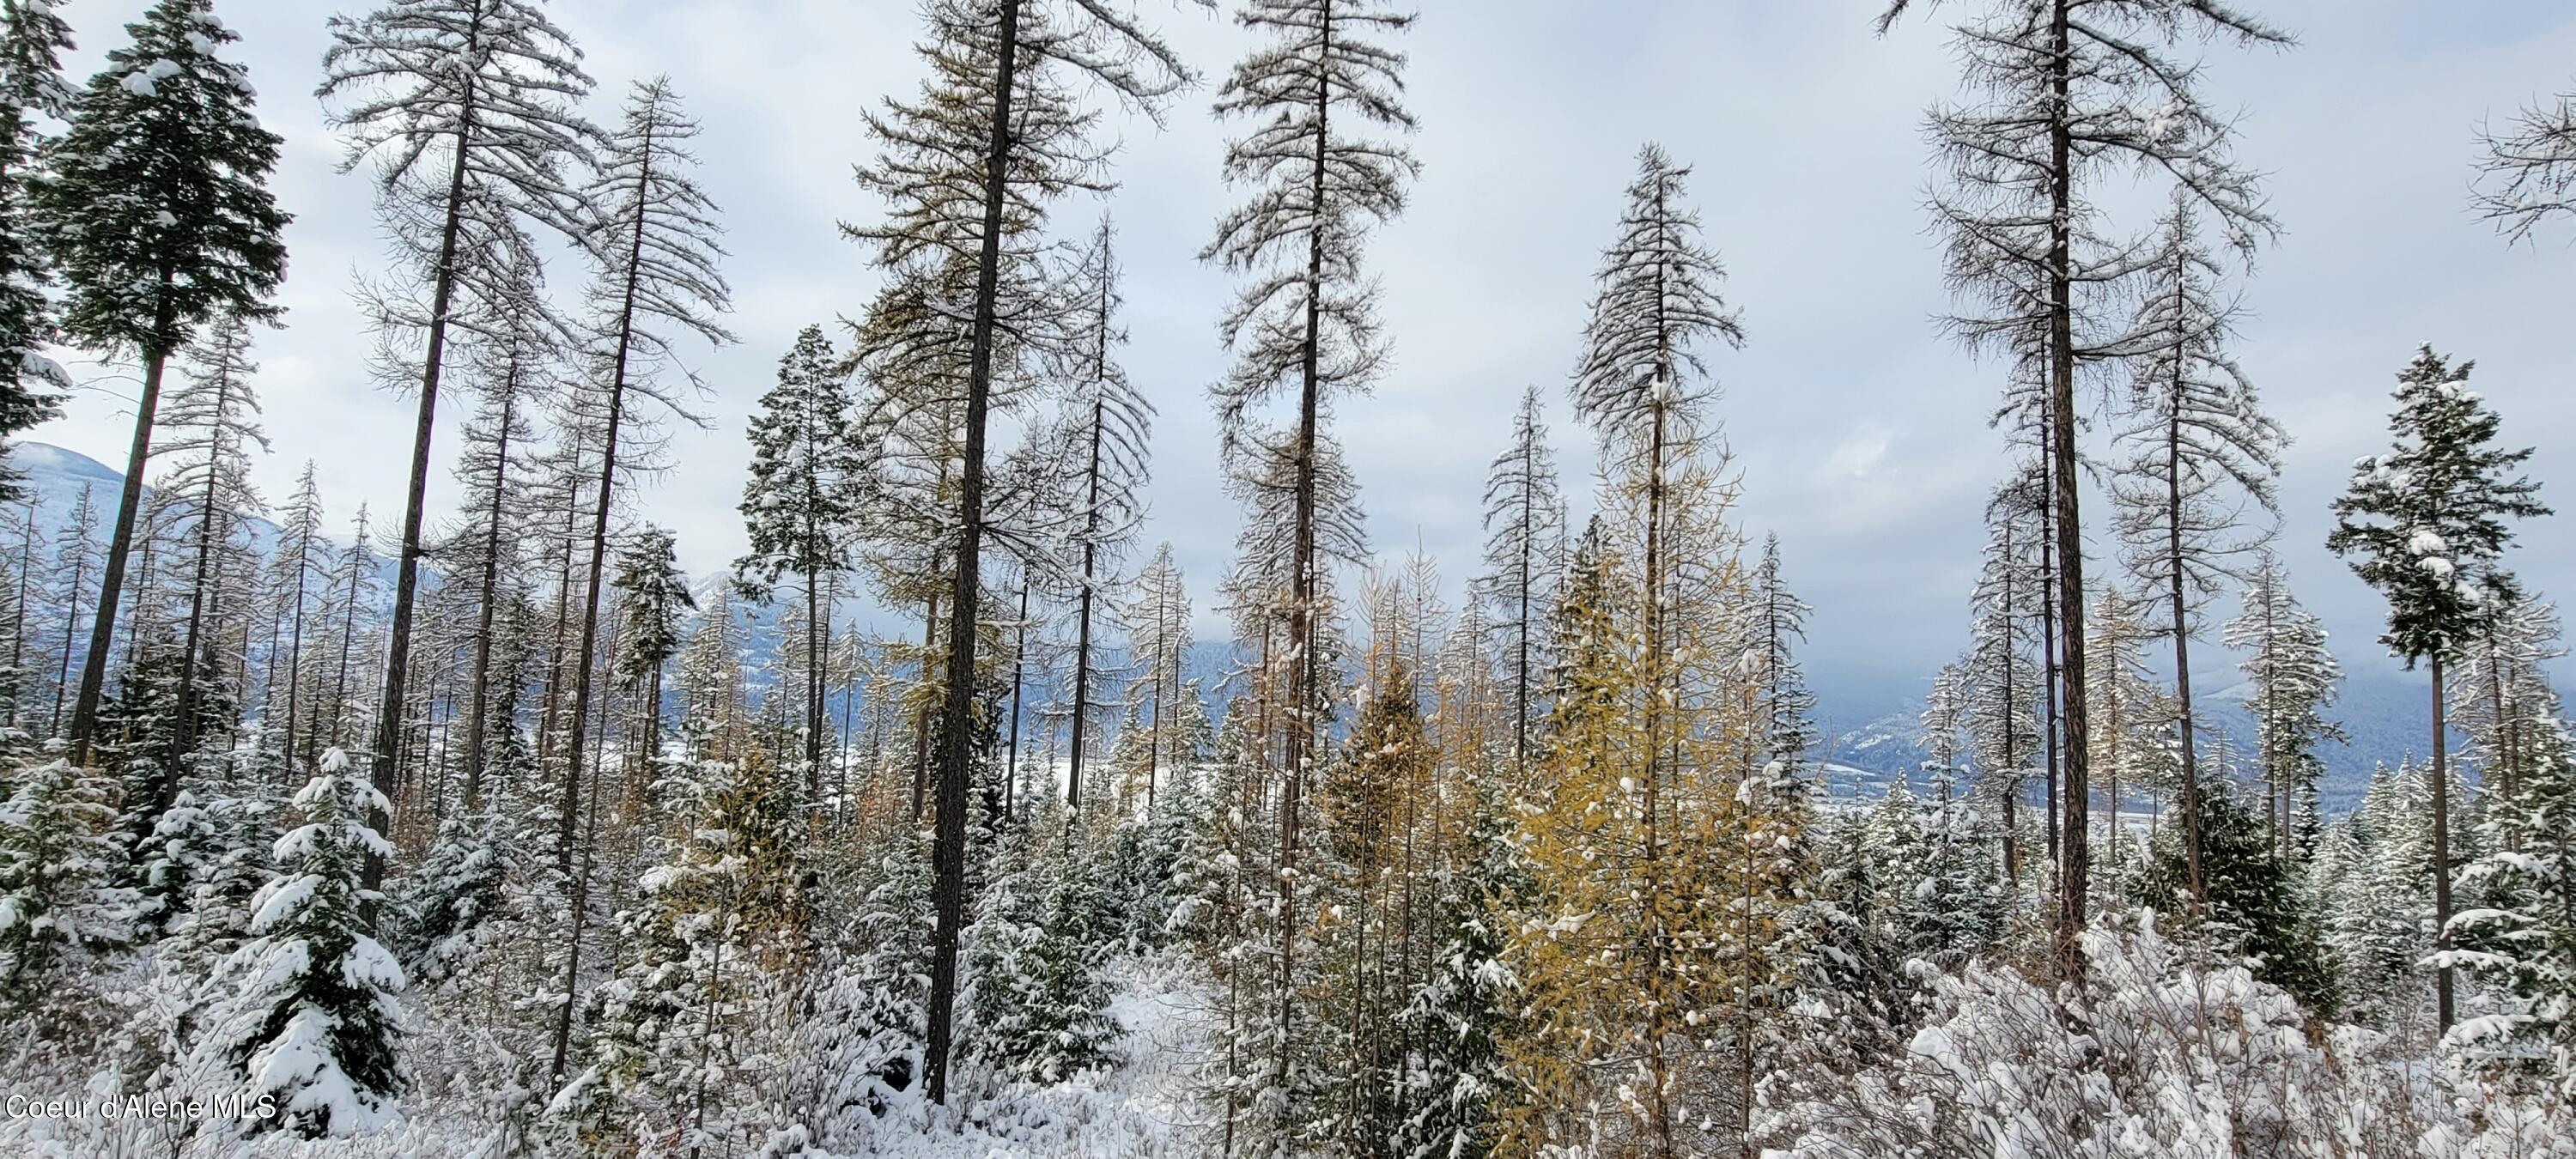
1637 188 1680 1159
2264 594 2281 861
548 693 609 1083
326 551 362 765
805 520 827 798
52 554 84 737
2105 652 2121 872
171 397 232 768
557 114 659 873
2038 446 2063 897
1274 3 1334 1108
1514 434 1534 780
1007 578 1026 821
463 377 523 811
911 587 936 821
2431 654 2454 1029
8 503 31 727
2164 338 2205 911
1068 404 1103 812
374 73 481 853
924 0 1022 1105
2488 634 2516 852
69 286 176 762
2000 520 2020 890
2046 0 2093 974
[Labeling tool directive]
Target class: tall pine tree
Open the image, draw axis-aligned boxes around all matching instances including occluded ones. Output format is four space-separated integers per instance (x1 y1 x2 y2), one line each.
2328 344 2549 1029
42 0 288 762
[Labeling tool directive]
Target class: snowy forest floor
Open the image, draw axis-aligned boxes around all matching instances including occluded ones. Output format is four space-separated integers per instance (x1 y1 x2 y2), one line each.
852 952 1215 1158
0 952 1217 1159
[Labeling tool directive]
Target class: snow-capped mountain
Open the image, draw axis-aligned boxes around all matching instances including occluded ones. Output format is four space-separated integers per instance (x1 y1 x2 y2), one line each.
1819 672 2448 815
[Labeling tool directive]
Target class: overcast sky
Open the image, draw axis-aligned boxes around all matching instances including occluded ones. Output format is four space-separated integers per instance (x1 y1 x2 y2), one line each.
30 0 2576 723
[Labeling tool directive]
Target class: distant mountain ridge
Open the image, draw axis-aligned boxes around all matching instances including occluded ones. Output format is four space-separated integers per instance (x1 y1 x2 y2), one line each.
0 440 2485 797
1815 671 2449 815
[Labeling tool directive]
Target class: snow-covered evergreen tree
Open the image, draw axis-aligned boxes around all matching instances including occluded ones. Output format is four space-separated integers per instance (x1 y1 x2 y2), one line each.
2224 551 2343 858
1122 542 1194 804
2136 777 2332 1009
1967 473 2041 891
781 833 933 1152
40 0 289 760
2451 595 2566 822
0 0 71 481
738 324 858 786
1393 770 1516 1159
613 525 694 748
1748 532 1818 769
966 801 1117 1085
555 743 809 1155
188 748 406 1138
2328 344 2550 1029
2087 583 2170 881
0 757 133 1006
2448 711 2576 1094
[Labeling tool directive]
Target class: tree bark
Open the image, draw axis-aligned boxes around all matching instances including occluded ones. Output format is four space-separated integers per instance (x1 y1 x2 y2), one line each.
69 288 174 763
1006 576 1026 821
2047 0 2093 980
2431 653 2454 1029
556 117 657 875
1273 1 1338 1109
1068 398 1103 813
170 376 233 768
462 374 522 812
924 0 1022 1105
2166 402 2204 910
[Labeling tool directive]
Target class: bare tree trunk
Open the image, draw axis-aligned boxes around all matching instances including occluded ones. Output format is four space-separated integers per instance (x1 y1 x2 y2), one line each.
327 555 361 763
2166 372 2205 910
171 398 231 770
371 88 483 918
807 554 825 798
548 692 610 1083
1637 189 1680 1159
8 503 32 728
52 552 84 737
69 286 175 762
538 433 586 773
1515 435 1534 780
1007 576 1026 821
912 586 936 822
2046 0 2093 977
557 112 659 876
2431 655 2453 1029
2038 440 2062 901
463 381 522 811
1273 5 1338 1107
1069 515 1098 813
924 0 1023 1105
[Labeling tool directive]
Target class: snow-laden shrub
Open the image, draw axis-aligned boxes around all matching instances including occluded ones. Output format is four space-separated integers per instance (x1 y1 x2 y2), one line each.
1759 910 2576 1158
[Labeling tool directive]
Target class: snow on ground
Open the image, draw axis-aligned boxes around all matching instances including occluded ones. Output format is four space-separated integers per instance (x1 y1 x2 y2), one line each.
855 952 1216 1158
0 951 1218 1158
